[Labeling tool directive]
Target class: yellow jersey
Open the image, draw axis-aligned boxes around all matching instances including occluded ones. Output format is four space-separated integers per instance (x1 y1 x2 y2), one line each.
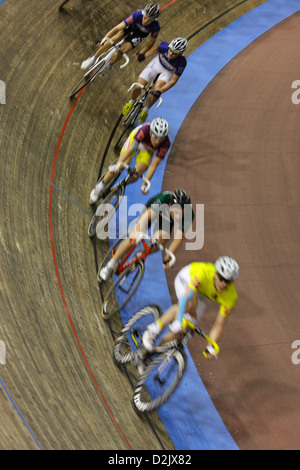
187 262 238 317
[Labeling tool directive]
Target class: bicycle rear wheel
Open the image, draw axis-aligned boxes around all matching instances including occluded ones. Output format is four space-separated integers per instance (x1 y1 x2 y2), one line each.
101 260 145 320
132 348 187 414
113 305 162 365
114 103 142 150
88 185 124 238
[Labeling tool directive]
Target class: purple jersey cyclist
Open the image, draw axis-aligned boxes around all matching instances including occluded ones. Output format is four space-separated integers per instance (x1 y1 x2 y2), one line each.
81 3 161 72
122 37 188 123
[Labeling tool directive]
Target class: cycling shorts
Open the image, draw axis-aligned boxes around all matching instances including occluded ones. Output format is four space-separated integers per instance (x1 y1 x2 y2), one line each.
123 29 144 49
139 56 174 84
121 127 154 167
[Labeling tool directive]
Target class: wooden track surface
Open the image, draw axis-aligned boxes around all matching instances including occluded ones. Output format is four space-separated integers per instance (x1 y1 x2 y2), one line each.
0 0 268 450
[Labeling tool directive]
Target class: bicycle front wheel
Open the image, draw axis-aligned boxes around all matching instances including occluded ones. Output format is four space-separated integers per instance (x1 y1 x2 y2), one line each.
101 260 145 320
132 348 187 414
69 74 93 99
113 305 162 365
69 61 105 99
88 185 124 238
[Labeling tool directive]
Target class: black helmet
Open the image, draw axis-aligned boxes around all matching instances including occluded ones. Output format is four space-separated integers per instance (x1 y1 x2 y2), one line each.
171 188 191 208
144 3 160 19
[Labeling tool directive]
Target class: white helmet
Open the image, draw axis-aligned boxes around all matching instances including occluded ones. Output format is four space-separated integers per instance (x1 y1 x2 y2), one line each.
169 37 188 54
215 256 239 281
150 117 169 138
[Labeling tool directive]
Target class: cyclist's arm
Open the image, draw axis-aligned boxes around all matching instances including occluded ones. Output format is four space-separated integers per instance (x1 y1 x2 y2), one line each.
139 36 157 55
105 21 126 39
143 46 159 59
176 287 196 324
163 237 182 267
130 207 154 239
158 74 180 94
208 312 228 346
143 155 161 182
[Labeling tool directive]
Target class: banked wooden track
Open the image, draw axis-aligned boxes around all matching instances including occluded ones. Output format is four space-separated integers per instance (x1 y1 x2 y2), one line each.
0 0 266 450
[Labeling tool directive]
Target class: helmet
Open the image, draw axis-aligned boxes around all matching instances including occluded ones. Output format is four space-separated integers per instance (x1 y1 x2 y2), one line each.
144 3 160 19
171 188 191 208
150 117 169 138
215 256 239 281
169 37 188 54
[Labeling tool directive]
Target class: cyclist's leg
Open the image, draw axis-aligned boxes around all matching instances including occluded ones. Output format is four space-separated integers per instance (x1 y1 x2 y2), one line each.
142 264 199 350
147 72 173 109
100 133 138 193
123 77 148 115
110 41 132 65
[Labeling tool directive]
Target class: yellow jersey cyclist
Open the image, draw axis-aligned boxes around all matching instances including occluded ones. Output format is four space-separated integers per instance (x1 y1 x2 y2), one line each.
142 256 239 357
89 117 170 205
99 189 194 281
81 3 161 73
123 37 188 123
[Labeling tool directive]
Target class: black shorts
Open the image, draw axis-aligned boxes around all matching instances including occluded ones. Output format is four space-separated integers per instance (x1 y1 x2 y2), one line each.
124 26 147 49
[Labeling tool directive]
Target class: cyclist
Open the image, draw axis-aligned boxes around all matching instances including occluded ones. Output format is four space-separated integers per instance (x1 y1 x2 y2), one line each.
142 256 239 358
89 117 170 205
123 37 188 123
98 189 194 281
81 3 161 73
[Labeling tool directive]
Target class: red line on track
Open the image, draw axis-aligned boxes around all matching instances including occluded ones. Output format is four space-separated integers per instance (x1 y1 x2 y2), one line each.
48 0 179 447
161 0 179 10
48 89 132 450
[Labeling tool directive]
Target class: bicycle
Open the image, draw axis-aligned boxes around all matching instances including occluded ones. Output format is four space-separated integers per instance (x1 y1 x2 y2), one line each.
87 162 150 239
99 233 176 320
114 75 163 150
69 38 129 99
112 304 220 414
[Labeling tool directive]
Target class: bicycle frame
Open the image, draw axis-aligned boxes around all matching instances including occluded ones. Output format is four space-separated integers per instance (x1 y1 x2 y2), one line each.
114 239 152 276
112 231 176 276
125 75 163 117
84 37 129 80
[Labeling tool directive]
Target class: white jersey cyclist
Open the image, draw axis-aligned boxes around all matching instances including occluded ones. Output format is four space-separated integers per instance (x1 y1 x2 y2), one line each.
122 37 188 123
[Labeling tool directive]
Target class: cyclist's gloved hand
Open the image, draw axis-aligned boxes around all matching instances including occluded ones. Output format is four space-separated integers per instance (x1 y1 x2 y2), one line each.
141 183 149 194
163 258 172 269
203 345 218 360
152 90 162 99
137 53 145 62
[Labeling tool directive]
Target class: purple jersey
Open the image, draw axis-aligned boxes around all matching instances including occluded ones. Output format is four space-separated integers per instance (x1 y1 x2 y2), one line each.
158 41 187 76
124 10 160 38
134 123 170 159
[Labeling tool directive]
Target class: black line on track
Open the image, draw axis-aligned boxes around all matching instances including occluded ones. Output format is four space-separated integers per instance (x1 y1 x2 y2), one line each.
91 0 255 449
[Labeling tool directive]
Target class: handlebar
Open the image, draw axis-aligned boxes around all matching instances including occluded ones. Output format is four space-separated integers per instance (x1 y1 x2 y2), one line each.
100 37 129 68
114 162 151 193
127 82 144 92
195 328 220 358
133 232 176 268
127 82 162 108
